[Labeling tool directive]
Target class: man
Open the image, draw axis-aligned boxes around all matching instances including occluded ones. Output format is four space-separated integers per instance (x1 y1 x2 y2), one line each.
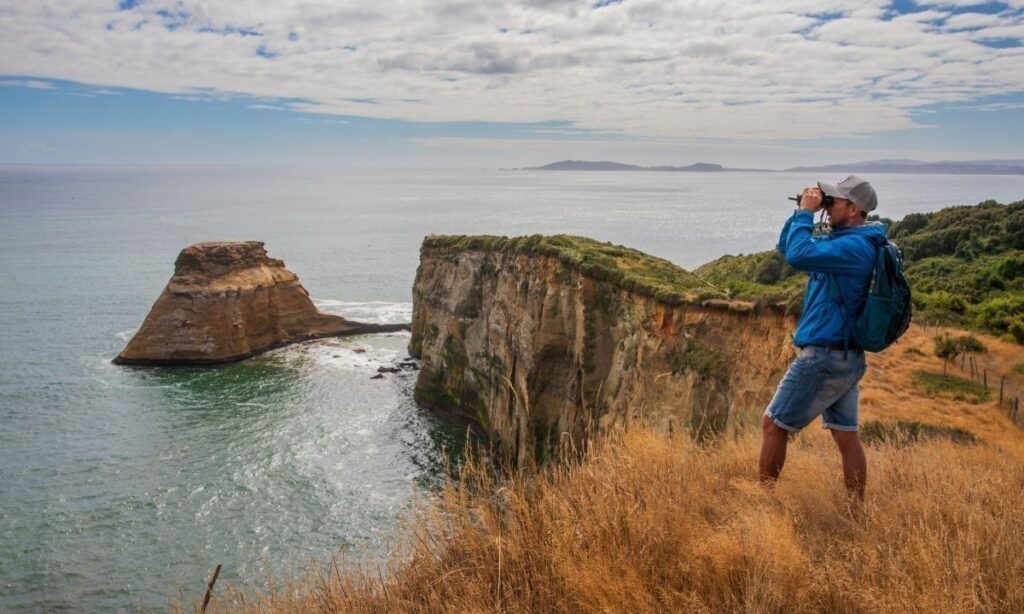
758 175 887 501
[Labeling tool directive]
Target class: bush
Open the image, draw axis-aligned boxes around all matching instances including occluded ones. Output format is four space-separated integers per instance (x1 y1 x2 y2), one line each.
915 290 968 315
956 334 987 354
974 296 1024 332
1010 321 1024 345
998 254 1024 280
933 334 959 363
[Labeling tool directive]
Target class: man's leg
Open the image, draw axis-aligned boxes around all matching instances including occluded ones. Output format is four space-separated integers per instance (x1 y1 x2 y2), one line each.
830 429 866 500
759 414 790 483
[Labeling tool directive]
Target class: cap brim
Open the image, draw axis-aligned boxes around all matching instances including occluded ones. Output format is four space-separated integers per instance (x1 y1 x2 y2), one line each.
817 181 845 199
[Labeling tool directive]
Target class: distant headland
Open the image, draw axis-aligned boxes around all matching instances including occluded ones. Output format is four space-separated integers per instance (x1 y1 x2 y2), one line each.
523 159 1024 175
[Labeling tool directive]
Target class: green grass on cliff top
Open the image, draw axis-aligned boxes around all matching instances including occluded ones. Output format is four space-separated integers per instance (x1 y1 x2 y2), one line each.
423 234 730 306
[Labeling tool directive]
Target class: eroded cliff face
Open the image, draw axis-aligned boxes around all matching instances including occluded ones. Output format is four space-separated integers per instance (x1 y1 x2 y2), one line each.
116 241 405 365
410 235 797 466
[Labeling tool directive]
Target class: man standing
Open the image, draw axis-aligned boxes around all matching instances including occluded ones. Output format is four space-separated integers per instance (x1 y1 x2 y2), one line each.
758 176 886 501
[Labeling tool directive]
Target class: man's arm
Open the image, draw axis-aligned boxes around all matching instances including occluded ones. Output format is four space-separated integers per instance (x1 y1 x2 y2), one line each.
776 212 796 254
784 211 872 274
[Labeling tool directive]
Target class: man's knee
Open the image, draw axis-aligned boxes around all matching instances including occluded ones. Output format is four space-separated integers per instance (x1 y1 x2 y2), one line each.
761 414 789 439
830 428 862 450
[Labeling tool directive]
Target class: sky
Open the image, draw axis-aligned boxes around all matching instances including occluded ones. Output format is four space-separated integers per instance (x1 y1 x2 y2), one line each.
1 0 1023 168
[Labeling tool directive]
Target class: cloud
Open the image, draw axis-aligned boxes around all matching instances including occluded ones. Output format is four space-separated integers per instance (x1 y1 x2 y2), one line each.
1 1 1023 141
0 78 55 89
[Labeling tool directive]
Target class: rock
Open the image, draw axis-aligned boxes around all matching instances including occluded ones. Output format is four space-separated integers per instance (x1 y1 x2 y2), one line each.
409 234 798 467
114 241 409 365
353 348 367 354
371 374 385 380
377 366 401 373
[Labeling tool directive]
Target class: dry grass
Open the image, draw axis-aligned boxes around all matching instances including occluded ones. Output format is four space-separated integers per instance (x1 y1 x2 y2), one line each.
860 323 1024 444
196 426 1024 614
181 322 1024 613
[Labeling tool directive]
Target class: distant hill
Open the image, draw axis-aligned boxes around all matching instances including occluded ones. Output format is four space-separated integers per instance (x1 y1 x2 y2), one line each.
784 159 1024 175
526 160 727 172
523 159 1024 175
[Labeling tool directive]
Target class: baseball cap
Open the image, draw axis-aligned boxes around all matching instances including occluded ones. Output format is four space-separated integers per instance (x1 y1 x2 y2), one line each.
818 175 878 213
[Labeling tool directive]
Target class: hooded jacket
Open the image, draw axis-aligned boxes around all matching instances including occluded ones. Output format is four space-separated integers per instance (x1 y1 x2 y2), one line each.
777 209 888 348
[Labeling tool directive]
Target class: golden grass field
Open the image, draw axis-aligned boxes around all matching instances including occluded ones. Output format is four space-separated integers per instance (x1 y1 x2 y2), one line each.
189 324 1024 613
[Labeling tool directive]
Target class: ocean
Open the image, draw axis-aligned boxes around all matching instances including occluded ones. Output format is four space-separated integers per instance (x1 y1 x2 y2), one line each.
2 167 1023 611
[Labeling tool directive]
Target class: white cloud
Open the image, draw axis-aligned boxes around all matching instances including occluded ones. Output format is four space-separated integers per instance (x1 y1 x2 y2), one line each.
1 1 1023 141
0 78 55 89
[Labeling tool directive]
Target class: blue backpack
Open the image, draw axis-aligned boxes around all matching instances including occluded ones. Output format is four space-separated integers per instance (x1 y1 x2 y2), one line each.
831 239 913 352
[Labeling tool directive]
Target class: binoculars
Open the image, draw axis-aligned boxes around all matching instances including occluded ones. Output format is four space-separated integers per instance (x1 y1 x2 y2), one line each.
788 193 835 208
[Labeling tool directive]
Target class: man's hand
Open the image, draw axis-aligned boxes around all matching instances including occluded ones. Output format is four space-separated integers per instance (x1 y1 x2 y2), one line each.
799 187 823 212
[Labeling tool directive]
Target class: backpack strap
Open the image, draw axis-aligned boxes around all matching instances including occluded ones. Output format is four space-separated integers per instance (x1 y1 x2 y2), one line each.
826 273 852 359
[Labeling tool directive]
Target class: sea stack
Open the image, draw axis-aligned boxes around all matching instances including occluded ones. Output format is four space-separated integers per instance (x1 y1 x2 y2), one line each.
114 241 407 365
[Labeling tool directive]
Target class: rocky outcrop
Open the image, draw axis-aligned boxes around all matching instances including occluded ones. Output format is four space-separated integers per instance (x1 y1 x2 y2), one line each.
115 242 407 365
409 235 797 467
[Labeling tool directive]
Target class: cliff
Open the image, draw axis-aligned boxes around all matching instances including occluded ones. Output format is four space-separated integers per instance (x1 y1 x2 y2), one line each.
115 242 406 365
409 235 798 466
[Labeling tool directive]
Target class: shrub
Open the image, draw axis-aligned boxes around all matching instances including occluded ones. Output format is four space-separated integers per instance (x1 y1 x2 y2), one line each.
915 290 967 315
998 254 1024 280
974 295 1024 332
1010 321 1024 345
956 334 987 354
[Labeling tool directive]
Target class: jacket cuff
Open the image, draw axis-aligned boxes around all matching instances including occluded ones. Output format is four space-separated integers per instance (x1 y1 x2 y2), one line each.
792 209 814 221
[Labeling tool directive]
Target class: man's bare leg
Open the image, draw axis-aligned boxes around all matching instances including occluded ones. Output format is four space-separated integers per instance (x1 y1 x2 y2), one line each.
830 429 867 501
759 414 790 483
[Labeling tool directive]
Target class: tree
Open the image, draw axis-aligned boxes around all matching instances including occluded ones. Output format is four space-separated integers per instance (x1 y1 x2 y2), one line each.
933 333 987 375
933 334 959 376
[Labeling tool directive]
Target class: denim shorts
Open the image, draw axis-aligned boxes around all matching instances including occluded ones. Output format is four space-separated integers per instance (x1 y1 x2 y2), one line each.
764 346 867 432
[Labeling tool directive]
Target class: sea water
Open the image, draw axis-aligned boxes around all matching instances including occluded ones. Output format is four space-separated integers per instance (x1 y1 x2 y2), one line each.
2 167 1023 611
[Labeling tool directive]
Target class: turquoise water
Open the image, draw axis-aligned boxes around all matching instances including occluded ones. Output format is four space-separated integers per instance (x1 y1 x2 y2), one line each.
1 167 1023 611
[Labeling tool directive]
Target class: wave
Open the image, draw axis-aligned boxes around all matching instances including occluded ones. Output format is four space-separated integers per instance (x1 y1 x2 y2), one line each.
270 336 415 375
313 300 413 325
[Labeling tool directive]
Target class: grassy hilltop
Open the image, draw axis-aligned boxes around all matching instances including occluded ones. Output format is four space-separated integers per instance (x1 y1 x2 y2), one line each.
697 198 1024 344
190 200 1024 614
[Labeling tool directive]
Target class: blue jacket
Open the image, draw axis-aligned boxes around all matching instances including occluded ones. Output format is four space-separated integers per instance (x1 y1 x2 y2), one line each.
777 210 888 348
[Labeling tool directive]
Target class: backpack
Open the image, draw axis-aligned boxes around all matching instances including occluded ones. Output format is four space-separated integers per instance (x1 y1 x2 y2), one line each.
831 239 913 352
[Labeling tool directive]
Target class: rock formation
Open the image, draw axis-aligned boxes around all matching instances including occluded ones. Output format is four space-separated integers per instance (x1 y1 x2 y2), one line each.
115 242 407 365
409 235 798 467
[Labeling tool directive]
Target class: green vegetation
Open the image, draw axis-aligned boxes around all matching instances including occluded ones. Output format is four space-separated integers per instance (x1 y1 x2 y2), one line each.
860 419 978 446
428 199 1024 339
1013 363 1024 375
667 341 729 385
423 234 724 306
933 333 987 375
694 199 1024 342
911 370 990 404
693 250 805 303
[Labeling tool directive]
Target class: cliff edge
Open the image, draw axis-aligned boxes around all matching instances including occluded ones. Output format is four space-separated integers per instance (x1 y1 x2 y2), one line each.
410 234 797 466
115 241 406 365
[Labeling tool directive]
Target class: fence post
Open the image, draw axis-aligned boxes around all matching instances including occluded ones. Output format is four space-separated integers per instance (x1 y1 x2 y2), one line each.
1000 377 1005 404
201 563 222 614
983 369 987 389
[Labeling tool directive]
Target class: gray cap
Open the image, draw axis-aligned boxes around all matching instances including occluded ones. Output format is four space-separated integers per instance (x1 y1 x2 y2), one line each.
818 175 878 212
